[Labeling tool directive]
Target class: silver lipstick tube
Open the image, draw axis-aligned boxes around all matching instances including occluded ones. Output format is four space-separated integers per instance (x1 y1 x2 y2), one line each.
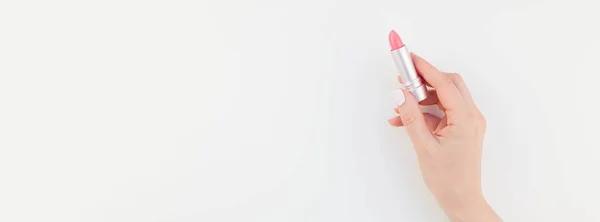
391 46 428 102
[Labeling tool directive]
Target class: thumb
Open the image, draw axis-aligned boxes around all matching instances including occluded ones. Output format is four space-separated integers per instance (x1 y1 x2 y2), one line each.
393 89 436 146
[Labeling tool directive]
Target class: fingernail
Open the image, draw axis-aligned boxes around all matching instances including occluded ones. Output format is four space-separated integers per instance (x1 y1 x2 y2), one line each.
393 89 405 106
387 117 395 124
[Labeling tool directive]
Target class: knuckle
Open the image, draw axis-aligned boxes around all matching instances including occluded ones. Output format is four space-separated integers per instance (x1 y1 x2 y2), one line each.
464 111 478 121
461 111 481 127
441 75 454 86
448 73 464 83
478 114 487 130
464 111 486 130
400 112 418 126
448 72 462 79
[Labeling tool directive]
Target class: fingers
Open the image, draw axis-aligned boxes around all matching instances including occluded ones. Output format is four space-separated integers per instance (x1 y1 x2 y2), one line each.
395 75 441 108
434 115 448 134
410 53 465 111
390 54 480 138
418 89 439 106
387 115 403 126
388 112 441 132
391 89 436 146
445 73 474 106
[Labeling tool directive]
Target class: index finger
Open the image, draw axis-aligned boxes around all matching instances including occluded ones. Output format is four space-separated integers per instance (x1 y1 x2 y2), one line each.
411 53 465 111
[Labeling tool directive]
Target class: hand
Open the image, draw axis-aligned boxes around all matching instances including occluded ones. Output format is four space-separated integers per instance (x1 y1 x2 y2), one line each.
387 54 501 222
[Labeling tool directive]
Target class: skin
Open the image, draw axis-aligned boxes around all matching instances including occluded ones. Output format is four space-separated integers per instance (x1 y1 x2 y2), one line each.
387 54 501 222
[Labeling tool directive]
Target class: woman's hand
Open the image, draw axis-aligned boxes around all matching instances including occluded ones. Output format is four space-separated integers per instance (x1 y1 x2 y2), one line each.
387 54 501 222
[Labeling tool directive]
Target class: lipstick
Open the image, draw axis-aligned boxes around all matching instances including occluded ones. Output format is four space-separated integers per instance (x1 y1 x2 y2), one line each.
389 30 428 102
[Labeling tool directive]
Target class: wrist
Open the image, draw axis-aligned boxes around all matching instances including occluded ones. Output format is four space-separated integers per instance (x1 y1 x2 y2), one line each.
443 196 501 222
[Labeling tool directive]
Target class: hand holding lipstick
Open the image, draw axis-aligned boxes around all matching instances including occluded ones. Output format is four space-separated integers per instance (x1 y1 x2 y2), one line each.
387 51 501 222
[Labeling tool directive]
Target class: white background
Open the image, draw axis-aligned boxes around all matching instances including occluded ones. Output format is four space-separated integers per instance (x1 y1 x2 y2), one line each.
1 0 599 221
